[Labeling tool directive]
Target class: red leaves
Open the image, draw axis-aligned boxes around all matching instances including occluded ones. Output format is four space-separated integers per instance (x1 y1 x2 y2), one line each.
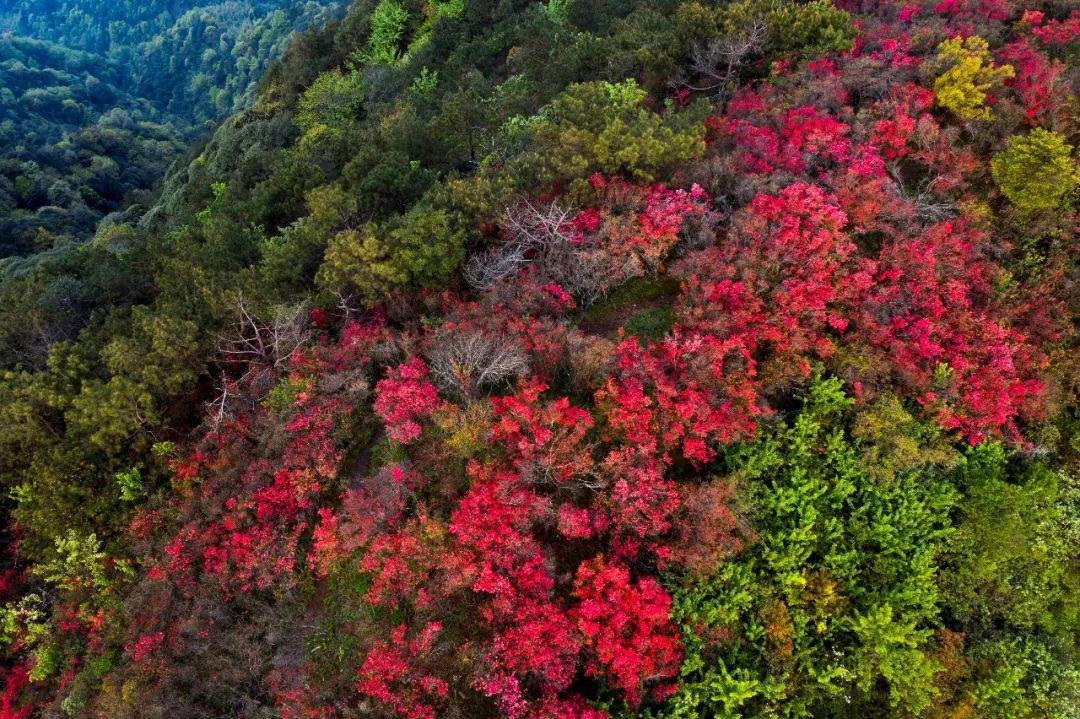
569 178 709 270
602 448 679 542
447 462 583 704
598 334 758 464
446 454 684 708
1025 9 1080 46
672 172 1054 444
357 622 448 719
487 595 581 695
570 557 681 705
361 518 452 610
871 115 916 160
491 379 594 483
677 182 861 378
309 466 411 577
449 462 550 575
375 358 440 443
999 37 1068 125
0 663 30 719
856 219 1050 443
722 104 884 180
126 631 165 662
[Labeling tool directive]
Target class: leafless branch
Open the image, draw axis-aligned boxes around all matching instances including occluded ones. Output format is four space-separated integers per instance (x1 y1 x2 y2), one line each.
676 20 765 100
463 201 573 291
426 327 530 398
215 294 312 373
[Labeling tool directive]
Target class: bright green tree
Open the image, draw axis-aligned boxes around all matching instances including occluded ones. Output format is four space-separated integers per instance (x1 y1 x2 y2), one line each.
991 128 1077 213
295 68 365 133
663 378 956 718
363 0 409 65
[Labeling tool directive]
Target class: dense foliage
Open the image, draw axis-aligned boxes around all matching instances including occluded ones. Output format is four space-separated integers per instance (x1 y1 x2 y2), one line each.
0 1 344 256
0 36 188 257
0 0 1077 717
0 1 346 123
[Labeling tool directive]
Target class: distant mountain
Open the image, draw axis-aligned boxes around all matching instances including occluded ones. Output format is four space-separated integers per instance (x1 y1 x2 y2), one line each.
0 1 343 257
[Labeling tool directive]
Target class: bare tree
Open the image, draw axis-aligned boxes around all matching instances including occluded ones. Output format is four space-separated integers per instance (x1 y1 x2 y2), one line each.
463 201 573 291
206 371 241 430
333 290 361 320
888 167 956 223
207 296 313 426
465 199 638 306
426 327 529 398
216 295 312 373
545 243 640 307
675 19 766 101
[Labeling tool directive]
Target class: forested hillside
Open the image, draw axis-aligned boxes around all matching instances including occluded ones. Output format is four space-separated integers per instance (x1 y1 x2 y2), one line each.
1 1 346 123
0 36 188 258
0 0 1077 717
0 0 343 257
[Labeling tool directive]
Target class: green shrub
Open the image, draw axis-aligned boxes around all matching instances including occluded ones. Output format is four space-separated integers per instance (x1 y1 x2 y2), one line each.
316 207 465 304
991 128 1077 213
364 0 409 65
295 68 365 133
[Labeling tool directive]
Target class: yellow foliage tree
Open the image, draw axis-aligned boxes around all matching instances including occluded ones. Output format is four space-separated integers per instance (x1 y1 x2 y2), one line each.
932 35 1014 120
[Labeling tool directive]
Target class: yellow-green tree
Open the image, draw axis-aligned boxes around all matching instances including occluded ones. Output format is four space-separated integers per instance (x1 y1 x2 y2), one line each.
536 79 706 186
991 128 1077 213
932 35 1014 120
316 207 465 305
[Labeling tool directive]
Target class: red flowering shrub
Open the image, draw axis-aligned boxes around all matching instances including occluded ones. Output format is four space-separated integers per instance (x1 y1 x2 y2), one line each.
360 517 454 610
374 358 440 443
601 448 679 542
572 176 710 274
853 219 1050 443
308 468 409 577
1025 9 1080 46
597 334 759 464
683 183 857 341
998 36 1069 126
126 630 165 662
0 663 30 719
490 378 595 483
570 557 681 705
357 622 449 719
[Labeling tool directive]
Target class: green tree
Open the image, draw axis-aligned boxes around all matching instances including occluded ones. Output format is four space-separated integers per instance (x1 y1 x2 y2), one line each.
931 35 1014 121
664 378 956 717
721 0 856 60
535 79 706 189
316 206 465 304
362 0 409 65
295 68 365 133
991 128 1077 213
942 442 1080 636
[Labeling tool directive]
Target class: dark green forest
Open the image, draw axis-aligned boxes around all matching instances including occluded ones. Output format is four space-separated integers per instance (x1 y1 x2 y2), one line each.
0 0 1077 717
0 0 344 258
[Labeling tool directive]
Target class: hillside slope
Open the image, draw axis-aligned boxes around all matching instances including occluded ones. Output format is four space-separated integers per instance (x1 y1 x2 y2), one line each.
1 0 347 124
0 0 1077 717
0 1 344 257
